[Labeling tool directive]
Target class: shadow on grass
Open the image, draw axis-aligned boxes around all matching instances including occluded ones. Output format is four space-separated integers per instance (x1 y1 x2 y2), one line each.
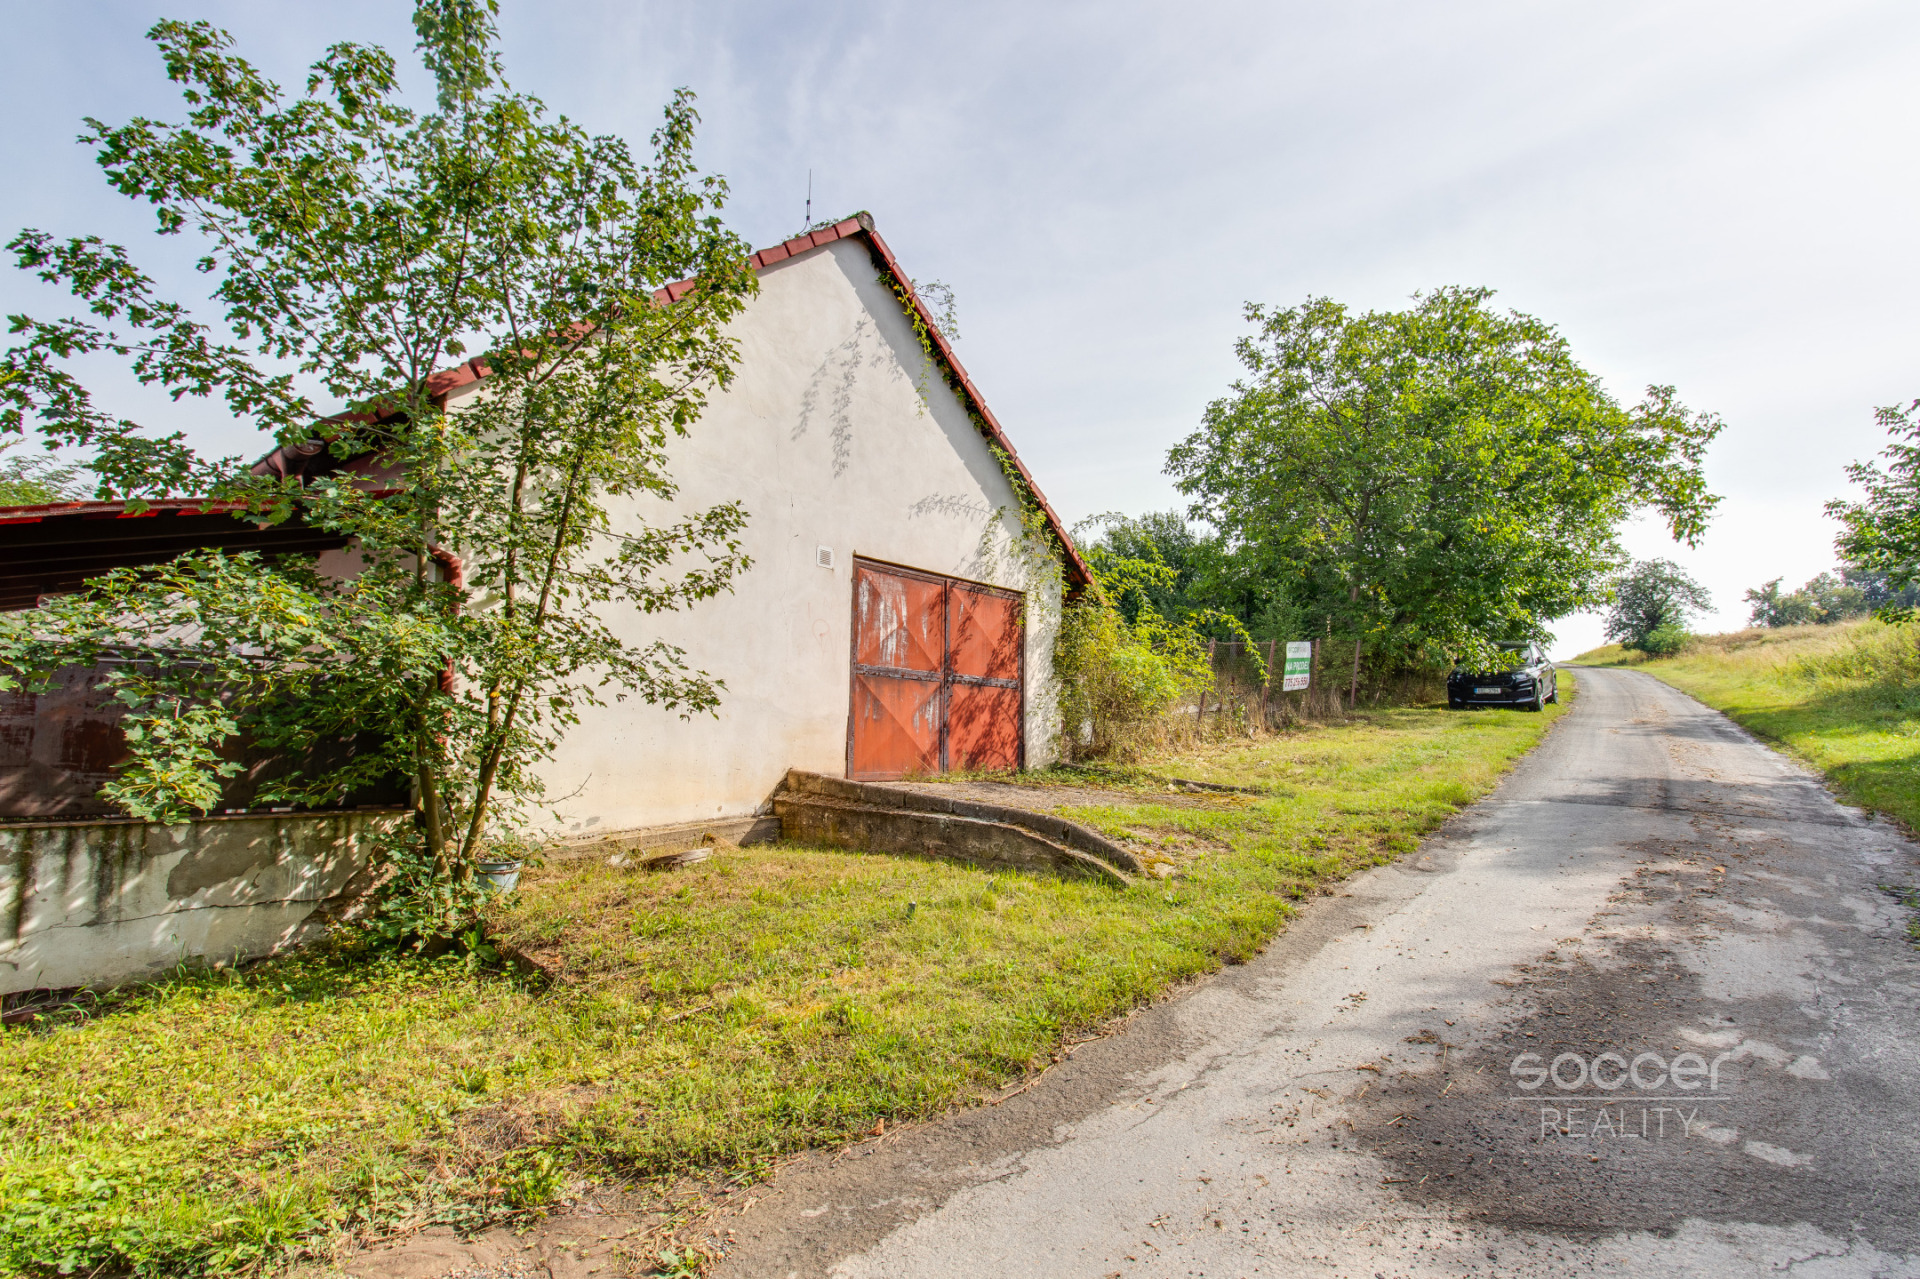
3 930 536 1033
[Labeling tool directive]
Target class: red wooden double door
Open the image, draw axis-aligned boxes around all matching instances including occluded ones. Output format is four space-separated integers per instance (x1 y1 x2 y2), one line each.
849 558 1024 780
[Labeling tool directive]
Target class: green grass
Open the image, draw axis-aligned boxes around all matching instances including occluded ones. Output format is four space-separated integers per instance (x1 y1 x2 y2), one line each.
0 688 1571 1277
1575 620 1920 831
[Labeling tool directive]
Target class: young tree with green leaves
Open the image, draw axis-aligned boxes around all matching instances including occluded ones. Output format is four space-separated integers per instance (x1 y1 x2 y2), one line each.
0 2 757 934
1829 397 1920 619
1166 288 1723 706
0 439 88 505
1086 511 1207 623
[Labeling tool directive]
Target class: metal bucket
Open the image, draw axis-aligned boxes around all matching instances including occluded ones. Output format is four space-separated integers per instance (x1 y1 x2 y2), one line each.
475 859 523 894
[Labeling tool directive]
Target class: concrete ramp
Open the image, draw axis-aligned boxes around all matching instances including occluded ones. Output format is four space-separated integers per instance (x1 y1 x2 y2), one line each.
773 771 1139 886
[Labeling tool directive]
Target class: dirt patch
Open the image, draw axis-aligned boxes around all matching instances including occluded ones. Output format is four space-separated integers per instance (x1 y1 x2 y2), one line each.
335 1179 728 1279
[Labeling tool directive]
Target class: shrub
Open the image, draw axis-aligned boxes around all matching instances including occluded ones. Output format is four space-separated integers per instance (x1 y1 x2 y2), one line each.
1788 619 1920 690
1055 516 1262 761
1635 622 1692 657
1053 602 1202 761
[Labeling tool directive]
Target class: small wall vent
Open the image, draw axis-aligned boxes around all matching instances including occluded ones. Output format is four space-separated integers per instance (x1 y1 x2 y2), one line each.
815 545 835 570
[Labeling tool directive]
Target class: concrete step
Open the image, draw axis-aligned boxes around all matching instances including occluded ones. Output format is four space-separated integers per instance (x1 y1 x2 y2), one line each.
775 771 1137 885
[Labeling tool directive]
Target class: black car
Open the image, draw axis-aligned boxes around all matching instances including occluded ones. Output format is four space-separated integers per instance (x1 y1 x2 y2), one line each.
1448 641 1557 711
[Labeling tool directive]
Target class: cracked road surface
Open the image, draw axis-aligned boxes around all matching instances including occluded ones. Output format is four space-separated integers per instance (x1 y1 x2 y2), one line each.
712 668 1920 1278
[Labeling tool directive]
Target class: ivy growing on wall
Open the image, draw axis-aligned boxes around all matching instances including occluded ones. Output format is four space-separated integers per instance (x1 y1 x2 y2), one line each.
875 265 1077 577
869 259 1270 760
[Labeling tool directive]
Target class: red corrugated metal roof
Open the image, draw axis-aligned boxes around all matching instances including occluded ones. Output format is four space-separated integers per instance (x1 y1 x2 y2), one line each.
0 497 251 526
0 499 354 611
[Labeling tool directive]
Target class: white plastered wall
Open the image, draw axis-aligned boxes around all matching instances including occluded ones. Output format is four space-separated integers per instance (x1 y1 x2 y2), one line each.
460 237 1063 837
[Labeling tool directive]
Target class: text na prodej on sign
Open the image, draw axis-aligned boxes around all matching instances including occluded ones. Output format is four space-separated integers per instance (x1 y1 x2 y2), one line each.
1282 641 1312 692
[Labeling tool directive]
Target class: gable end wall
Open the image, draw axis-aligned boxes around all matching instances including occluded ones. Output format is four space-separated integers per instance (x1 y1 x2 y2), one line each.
522 238 1063 837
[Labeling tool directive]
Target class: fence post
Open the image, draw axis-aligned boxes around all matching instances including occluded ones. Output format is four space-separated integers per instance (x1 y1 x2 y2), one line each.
1262 639 1274 730
1206 638 1217 727
1310 635 1321 718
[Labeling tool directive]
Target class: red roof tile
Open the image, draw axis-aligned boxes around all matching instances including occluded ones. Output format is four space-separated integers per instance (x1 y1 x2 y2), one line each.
425 357 488 399
0 497 252 526
232 213 1089 590
708 213 1091 588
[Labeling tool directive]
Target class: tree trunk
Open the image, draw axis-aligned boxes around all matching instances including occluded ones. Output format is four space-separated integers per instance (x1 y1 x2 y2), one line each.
1348 583 1363 711
458 439 592 865
418 750 447 876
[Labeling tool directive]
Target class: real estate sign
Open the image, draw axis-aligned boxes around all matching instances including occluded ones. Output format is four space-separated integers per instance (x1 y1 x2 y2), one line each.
1282 640 1312 692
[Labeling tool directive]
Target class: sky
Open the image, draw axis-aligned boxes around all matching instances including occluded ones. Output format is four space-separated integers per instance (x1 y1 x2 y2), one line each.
3 0 1917 658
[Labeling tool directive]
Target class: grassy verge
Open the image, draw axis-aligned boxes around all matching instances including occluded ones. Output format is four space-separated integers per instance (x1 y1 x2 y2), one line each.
1575 620 1920 831
0 687 1570 1277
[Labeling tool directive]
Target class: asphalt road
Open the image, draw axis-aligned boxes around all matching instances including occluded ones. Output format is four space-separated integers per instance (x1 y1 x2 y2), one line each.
712 668 1920 1278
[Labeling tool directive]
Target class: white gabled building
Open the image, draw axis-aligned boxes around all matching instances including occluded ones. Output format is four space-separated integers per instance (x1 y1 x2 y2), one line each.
434 213 1092 844
0 212 1091 992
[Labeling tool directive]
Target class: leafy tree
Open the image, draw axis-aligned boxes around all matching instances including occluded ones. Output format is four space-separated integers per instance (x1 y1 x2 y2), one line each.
1803 571 1869 623
1168 288 1723 706
1606 559 1711 650
0 2 756 932
1745 571 1870 628
1829 398 1920 618
1744 577 1819 628
0 439 88 505
1055 516 1259 760
1841 564 1920 615
1085 511 1205 623
1085 510 1313 645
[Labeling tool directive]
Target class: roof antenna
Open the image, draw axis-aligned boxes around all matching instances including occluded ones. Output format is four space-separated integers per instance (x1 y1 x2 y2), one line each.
804 169 812 230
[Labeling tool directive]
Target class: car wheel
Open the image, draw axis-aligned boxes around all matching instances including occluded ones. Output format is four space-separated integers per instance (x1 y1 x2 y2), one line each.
1527 687 1544 712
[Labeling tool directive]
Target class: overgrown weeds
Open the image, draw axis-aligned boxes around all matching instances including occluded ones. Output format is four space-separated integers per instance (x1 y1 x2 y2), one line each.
1880 885 1920 947
1057 624 1449 763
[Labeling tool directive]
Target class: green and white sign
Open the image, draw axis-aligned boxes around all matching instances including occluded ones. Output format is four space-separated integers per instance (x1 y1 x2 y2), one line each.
1282 640 1312 692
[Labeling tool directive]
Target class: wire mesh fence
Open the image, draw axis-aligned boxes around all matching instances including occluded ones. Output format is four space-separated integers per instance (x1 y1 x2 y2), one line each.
1184 638 1345 731
1182 637 1451 736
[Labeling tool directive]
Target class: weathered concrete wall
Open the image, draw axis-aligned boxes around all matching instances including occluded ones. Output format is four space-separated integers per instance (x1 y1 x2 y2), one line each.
550 812 781 863
0 812 395 994
461 236 1065 839
773 771 1133 886
774 794 1125 887
781 770 1141 875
